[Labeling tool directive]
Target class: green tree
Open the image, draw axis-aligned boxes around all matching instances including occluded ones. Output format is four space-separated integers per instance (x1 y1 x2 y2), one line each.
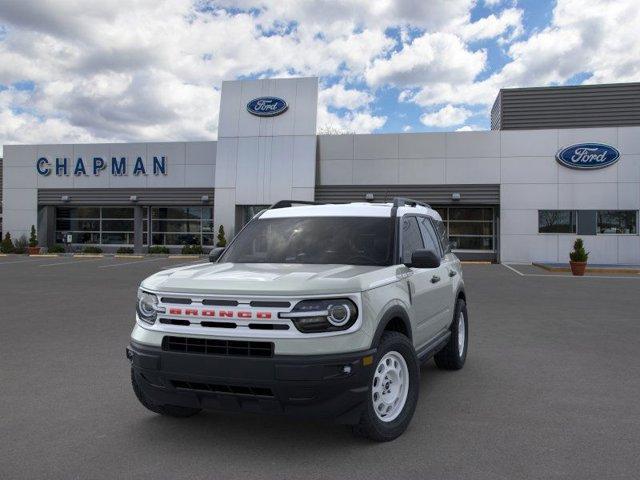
29 225 38 247
216 225 227 247
569 238 589 262
1 232 15 253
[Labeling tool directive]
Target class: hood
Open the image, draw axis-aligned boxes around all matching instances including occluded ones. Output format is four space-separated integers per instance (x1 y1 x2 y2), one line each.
141 262 399 296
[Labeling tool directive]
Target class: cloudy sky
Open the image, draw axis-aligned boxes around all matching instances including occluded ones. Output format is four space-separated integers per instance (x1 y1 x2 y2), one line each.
0 0 638 154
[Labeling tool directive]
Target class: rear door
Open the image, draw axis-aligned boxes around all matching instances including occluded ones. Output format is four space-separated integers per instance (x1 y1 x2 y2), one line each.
400 215 444 347
417 216 453 334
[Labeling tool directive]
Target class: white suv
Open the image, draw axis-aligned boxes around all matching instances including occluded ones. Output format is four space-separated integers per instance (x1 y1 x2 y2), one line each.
127 198 468 441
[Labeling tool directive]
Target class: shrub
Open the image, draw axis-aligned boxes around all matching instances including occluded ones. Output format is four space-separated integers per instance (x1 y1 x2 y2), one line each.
48 244 66 254
216 225 227 247
569 238 589 262
116 247 135 254
181 244 204 255
1 233 14 253
82 246 103 254
13 235 29 254
29 225 38 247
148 245 170 254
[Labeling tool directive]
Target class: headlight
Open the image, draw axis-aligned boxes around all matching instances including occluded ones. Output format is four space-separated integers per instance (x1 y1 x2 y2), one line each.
280 298 358 333
136 289 162 324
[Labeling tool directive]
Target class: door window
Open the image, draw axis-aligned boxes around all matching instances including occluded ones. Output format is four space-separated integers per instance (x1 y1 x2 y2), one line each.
401 216 425 264
418 217 442 257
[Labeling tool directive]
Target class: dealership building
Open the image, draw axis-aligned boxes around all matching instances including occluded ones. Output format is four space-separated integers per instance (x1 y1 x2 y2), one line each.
1 78 639 264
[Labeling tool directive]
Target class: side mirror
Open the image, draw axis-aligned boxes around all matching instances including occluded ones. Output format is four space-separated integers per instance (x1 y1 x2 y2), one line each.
406 249 440 269
209 247 225 263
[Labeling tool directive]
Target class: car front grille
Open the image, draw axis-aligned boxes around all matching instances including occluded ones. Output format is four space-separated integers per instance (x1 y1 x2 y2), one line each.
162 336 274 357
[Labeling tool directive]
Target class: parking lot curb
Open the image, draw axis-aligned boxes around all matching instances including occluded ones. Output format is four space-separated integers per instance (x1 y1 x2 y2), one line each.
533 262 640 275
73 254 105 258
168 255 202 259
114 254 145 259
30 254 59 257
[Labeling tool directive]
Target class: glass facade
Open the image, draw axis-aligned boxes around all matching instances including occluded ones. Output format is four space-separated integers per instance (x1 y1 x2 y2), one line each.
150 206 214 246
597 210 638 234
432 207 495 251
55 207 144 245
538 210 577 233
55 205 215 246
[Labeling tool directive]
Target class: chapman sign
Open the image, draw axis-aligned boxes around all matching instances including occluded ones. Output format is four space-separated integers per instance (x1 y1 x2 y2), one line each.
246 97 288 117
36 156 168 177
556 143 620 170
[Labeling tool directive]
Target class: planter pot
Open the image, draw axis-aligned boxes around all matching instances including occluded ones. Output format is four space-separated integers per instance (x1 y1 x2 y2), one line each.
569 261 587 276
27 246 41 255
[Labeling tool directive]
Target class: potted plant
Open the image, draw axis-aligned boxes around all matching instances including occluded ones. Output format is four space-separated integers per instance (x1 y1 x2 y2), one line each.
569 238 589 276
28 225 40 255
216 225 227 247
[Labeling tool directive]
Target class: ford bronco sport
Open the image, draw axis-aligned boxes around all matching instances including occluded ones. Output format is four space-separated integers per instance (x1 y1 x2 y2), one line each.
127 198 468 441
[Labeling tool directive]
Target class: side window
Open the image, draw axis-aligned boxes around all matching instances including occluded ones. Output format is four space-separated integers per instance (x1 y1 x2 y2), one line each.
401 216 425 264
433 219 449 253
418 217 442 257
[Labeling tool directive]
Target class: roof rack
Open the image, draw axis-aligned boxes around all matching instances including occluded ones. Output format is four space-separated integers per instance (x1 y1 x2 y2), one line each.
269 200 322 210
391 197 431 209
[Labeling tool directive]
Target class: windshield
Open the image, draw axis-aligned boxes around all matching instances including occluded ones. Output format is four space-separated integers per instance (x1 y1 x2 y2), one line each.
221 216 394 266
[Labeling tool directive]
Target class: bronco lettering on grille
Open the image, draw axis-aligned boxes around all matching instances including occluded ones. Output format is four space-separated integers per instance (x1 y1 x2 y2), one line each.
167 308 272 319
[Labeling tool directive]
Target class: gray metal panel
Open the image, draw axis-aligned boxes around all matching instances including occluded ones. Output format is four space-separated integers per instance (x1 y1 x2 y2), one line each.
491 82 640 130
314 184 499 205
577 210 597 235
37 188 215 206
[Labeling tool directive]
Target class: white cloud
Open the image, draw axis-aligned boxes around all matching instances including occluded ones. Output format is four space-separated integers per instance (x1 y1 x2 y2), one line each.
402 125 412 132
420 105 472 127
319 84 373 110
458 7 523 42
366 32 486 87
456 124 484 131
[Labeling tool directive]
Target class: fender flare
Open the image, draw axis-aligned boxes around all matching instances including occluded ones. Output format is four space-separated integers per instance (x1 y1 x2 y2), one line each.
370 305 413 349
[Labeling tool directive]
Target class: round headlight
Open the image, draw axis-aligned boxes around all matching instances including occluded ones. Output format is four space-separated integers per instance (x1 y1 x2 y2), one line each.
136 290 159 324
327 303 350 326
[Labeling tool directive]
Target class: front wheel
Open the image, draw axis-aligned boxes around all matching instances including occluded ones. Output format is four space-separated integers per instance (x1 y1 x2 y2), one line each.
352 331 419 442
434 298 468 370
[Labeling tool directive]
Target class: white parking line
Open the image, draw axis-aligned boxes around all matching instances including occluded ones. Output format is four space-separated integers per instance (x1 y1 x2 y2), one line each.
98 257 167 269
502 263 640 280
39 258 106 267
0 257 55 266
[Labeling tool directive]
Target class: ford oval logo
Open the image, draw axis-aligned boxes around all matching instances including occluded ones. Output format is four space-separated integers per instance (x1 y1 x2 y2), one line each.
246 97 288 117
556 143 620 170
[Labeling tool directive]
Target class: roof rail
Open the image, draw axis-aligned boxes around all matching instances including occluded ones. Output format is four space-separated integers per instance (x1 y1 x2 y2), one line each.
391 197 431 209
269 200 322 210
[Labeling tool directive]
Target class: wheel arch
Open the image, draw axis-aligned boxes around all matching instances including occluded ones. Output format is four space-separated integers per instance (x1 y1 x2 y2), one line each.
371 305 413 348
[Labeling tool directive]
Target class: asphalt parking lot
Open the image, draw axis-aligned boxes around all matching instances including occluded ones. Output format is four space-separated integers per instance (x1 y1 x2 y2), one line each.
1 256 639 479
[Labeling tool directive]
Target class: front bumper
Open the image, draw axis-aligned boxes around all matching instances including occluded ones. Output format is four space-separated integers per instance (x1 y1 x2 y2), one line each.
127 340 376 424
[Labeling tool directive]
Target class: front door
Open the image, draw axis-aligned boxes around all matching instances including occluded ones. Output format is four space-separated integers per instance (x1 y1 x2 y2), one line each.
400 216 447 347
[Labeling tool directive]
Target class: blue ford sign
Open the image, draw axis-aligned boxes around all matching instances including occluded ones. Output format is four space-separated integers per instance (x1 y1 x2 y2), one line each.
556 143 620 170
247 97 288 117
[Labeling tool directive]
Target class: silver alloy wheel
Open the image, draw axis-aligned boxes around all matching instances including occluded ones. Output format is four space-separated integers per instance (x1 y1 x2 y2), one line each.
372 351 409 422
457 311 466 357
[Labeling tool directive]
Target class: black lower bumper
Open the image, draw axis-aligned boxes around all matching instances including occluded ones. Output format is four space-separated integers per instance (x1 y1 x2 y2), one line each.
127 341 376 425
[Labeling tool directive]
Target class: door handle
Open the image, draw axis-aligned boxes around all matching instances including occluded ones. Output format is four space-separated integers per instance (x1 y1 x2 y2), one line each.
448 270 457 277
430 275 441 284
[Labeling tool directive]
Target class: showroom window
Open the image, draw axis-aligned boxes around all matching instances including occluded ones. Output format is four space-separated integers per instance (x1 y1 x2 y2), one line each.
150 206 214 246
434 207 495 251
538 210 577 234
55 207 145 245
597 210 638 234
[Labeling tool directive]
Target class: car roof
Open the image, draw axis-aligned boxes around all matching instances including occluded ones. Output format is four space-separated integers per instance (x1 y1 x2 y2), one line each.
259 202 443 221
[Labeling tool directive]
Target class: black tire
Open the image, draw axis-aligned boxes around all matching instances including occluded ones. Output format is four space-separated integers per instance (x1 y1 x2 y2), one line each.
131 368 201 418
352 331 420 442
434 298 468 370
